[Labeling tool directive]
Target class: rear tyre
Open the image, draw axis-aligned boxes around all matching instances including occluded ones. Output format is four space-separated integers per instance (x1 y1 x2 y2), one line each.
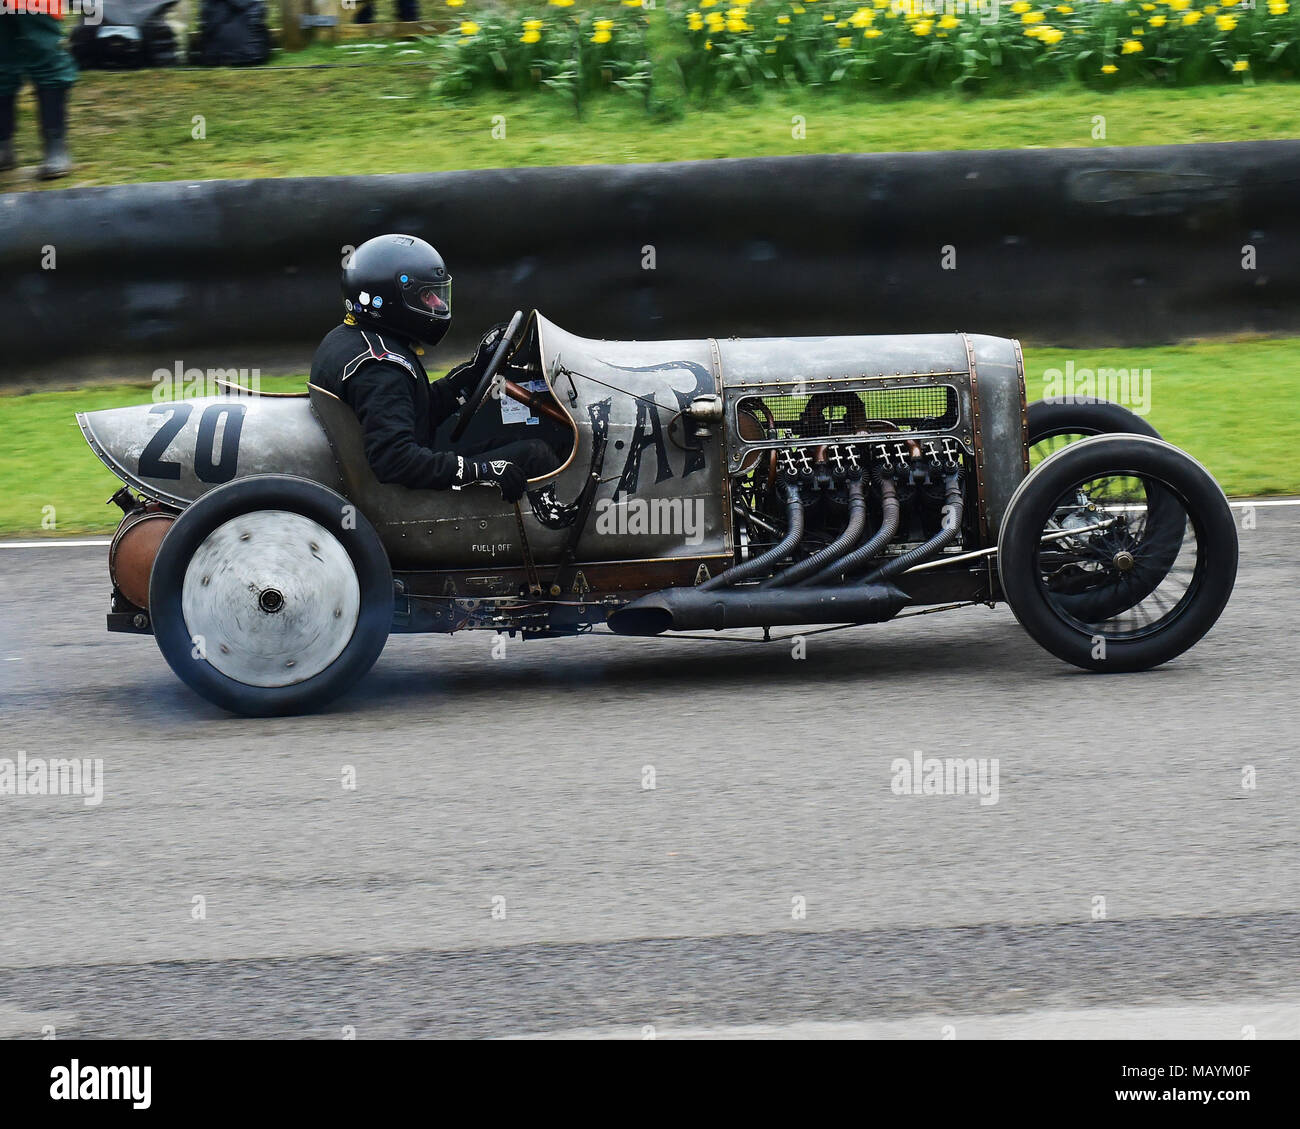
1027 397 1160 469
998 435 1237 673
150 475 392 716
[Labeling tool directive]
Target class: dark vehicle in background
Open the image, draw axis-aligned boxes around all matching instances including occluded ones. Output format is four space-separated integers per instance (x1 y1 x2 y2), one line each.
70 0 183 69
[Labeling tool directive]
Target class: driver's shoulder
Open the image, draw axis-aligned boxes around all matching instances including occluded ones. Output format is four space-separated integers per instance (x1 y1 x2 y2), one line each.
318 325 428 386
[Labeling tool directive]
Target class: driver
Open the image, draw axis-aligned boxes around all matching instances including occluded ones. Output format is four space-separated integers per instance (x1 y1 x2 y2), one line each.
309 233 558 503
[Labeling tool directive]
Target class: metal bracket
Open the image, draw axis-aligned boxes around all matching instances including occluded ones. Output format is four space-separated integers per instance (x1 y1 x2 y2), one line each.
513 503 543 596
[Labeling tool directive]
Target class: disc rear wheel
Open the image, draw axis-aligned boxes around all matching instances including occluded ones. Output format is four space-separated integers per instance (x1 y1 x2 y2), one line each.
150 475 392 716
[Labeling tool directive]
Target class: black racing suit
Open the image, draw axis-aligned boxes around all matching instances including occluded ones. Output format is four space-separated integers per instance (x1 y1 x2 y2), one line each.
309 322 558 492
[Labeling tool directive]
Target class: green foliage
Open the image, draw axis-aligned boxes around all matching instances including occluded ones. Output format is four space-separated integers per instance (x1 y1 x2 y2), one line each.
425 0 1300 107
620 0 1297 97
434 5 655 111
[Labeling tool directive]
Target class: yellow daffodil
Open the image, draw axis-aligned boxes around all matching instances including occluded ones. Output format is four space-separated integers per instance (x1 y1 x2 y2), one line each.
688 11 703 29
913 18 933 33
823 12 836 20
1010 0 1030 11
837 34 851 44
1101 63 1118 73
704 38 712 48
1167 0 1189 7
594 18 615 30
1216 14 1237 28
1149 14 1166 25
939 14 959 28
1039 25 1064 43
777 13 791 22
459 20 478 34
1022 10 1044 23
446 0 463 6
706 11 724 30
1120 38 1142 52
1055 4 1072 11
727 17 749 30
1233 58 1250 70
592 30 612 43
548 0 574 6
1267 0 1289 13
521 29 541 43
865 27 882 35
1183 9 1202 21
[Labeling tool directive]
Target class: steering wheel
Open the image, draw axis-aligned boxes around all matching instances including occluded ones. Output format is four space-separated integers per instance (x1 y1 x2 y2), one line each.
450 310 525 443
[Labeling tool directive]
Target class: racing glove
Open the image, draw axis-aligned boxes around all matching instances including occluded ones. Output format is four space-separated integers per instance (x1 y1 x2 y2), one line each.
455 456 527 503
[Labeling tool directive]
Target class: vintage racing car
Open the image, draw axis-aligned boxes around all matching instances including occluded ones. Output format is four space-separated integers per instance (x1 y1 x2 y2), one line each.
77 311 1239 715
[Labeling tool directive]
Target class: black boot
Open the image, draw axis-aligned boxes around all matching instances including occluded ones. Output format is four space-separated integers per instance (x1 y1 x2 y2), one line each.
0 94 15 173
35 85 72 181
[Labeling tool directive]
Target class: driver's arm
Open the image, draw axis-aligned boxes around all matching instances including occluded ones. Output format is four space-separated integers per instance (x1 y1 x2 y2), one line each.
427 322 509 430
346 363 469 491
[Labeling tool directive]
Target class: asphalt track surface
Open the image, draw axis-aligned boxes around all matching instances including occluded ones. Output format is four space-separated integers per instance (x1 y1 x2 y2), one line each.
0 507 1297 1039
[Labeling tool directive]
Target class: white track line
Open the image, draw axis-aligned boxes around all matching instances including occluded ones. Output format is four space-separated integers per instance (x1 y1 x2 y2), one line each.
0 501 1295 551
0 539 112 549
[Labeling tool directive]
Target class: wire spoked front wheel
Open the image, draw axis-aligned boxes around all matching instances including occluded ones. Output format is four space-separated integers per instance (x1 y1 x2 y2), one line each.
999 436 1238 672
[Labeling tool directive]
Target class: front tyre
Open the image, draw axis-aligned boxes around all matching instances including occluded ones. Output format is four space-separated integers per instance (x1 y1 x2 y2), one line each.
998 436 1237 673
150 475 392 716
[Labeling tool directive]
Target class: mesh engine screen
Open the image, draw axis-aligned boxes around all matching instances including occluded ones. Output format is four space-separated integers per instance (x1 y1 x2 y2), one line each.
738 386 958 440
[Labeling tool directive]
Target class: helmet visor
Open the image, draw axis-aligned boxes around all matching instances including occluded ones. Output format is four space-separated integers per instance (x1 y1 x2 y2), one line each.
401 275 452 319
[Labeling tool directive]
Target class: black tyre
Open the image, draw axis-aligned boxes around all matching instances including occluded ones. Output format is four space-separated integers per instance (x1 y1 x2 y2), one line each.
1027 397 1160 469
998 435 1237 672
150 475 393 716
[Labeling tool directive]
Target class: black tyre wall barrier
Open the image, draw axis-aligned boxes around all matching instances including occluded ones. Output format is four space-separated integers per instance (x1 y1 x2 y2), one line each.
3 140 1298 383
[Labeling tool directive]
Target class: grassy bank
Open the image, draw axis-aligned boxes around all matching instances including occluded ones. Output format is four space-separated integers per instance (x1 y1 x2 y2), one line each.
2 337 1295 536
4 69 1299 190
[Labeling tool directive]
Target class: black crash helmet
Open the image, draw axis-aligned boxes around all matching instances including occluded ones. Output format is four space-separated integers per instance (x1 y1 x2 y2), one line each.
342 234 452 347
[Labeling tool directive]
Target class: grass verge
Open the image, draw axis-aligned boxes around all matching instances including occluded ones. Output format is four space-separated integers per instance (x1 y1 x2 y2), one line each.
3 69 1300 190
1 337 1294 537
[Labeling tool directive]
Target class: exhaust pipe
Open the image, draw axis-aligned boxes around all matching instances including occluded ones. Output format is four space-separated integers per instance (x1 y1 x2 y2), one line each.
801 476 900 586
607 582 911 636
701 481 804 591
861 473 963 584
763 477 867 588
